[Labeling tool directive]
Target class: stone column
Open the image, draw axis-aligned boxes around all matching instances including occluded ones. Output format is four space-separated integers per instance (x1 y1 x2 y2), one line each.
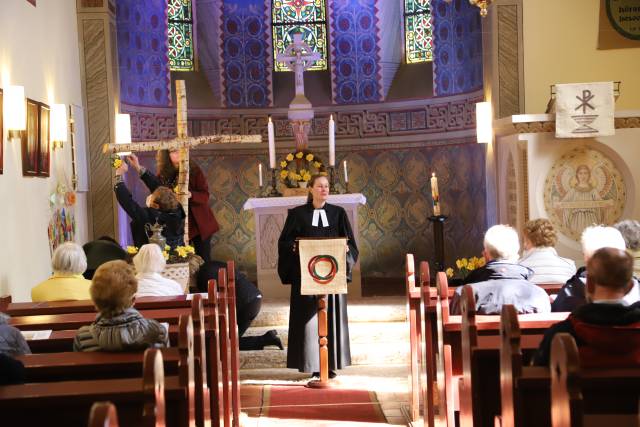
76 0 120 240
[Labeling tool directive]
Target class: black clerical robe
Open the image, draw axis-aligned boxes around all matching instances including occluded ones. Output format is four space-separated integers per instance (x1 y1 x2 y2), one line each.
278 202 359 373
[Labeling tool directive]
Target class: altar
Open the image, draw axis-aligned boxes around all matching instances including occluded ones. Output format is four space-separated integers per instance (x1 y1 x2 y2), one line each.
243 194 366 298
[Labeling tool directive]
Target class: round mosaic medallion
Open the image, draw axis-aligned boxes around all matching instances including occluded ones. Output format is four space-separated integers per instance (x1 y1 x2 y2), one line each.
543 147 626 241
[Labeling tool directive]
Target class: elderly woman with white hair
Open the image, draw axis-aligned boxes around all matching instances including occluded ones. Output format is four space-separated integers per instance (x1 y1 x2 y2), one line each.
552 225 640 312
133 244 184 297
614 220 640 277
450 225 550 315
31 242 92 302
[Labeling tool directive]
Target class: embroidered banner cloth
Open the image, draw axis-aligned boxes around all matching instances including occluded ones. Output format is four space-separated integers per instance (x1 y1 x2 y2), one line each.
299 238 348 295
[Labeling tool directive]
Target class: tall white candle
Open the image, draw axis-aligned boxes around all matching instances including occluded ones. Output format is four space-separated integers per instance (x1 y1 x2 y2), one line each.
343 160 348 183
431 172 440 216
268 117 276 169
258 163 263 187
329 115 335 166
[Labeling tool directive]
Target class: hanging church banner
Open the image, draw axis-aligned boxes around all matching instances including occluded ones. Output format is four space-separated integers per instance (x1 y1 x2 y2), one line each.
555 82 615 138
598 0 640 50
299 238 348 295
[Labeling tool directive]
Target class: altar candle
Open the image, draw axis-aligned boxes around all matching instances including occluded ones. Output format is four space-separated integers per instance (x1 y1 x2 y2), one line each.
343 160 348 183
329 115 335 166
268 117 276 169
431 172 440 216
258 163 263 187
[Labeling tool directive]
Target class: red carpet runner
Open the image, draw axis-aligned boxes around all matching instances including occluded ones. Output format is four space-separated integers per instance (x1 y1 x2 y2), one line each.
261 384 386 422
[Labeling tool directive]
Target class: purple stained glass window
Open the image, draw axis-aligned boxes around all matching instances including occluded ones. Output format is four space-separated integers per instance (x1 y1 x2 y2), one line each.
404 0 433 63
168 0 195 71
272 0 327 72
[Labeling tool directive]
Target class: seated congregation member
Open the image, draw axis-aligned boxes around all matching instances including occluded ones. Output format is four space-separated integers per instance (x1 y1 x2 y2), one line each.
450 225 550 315
197 261 283 351
82 236 127 280
134 244 184 297
31 242 92 302
614 219 640 277
532 248 640 366
552 226 640 312
518 218 576 284
0 312 31 356
74 260 169 352
0 354 26 385
114 161 186 249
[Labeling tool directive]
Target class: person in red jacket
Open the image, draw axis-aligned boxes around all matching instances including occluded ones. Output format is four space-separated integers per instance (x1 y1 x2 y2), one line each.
127 150 219 263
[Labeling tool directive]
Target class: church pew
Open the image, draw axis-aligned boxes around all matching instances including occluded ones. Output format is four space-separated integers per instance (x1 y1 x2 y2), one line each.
406 253 422 422
225 261 242 427
0 347 179 426
217 267 233 427
418 260 436 427
88 402 120 427
498 307 640 427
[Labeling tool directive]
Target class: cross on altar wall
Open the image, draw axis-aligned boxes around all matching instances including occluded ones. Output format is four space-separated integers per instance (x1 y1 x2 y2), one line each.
103 80 261 244
277 33 321 99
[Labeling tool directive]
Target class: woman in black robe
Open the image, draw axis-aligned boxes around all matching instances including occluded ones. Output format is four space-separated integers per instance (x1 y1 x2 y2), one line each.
277 174 359 377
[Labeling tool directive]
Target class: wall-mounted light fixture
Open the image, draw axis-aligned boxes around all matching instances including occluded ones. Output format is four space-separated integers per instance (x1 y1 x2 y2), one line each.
4 85 26 141
50 103 68 150
476 101 493 144
115 113 132 156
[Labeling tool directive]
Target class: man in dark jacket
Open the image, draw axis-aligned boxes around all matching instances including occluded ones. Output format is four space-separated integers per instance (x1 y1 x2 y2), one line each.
533 247 640 366
451 225 550 315
552 226 640 312
114 161 186 249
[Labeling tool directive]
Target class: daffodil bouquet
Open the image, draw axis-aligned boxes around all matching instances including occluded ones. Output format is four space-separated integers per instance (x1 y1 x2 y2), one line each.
126 244 196 264
279 150 324 188
445 256 486 279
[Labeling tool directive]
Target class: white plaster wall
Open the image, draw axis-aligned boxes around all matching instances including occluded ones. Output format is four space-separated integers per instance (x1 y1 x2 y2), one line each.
524 128 640 266
0 0 88 302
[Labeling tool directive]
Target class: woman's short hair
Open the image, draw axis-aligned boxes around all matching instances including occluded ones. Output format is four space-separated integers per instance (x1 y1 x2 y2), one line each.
613 220 640 250
133 244 166 274
581 226 626 260
483 225 520 262
523 218 557 248
152 186 179 211
51 242 88 275
90 260 137 317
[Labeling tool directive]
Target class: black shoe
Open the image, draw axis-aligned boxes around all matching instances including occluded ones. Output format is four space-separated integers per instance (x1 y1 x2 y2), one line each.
311 372 320 378
329 370 337 379
264 329 284 350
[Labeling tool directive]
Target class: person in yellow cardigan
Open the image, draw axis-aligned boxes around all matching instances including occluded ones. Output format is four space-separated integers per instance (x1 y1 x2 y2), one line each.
31 242 92 302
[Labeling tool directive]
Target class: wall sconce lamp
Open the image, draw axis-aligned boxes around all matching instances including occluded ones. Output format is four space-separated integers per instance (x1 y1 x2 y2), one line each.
50 103 68 150
476 101 493 144
3 85 26 142
115 113 132 156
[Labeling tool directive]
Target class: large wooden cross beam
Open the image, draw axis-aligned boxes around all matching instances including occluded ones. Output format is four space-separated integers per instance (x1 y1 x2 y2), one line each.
103 80 262 245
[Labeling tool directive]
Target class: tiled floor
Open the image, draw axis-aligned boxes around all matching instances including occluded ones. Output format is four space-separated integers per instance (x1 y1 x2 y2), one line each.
239 364 409 426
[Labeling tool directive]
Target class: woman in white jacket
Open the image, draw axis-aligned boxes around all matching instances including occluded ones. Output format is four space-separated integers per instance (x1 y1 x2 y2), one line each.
134 244 184 297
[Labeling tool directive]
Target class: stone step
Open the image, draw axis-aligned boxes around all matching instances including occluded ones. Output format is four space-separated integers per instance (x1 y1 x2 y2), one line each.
253 296 406 328
239 340 409 369
245 321 409 347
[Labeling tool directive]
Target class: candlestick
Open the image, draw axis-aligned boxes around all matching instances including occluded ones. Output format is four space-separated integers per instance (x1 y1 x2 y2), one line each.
258 163 263 187
430 172 440 216
268 117 276 169
268 168 282 197
329 115 335 166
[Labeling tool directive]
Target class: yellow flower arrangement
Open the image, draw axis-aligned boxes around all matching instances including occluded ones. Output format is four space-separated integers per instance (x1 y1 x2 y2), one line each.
112 157 123 169
279 150 324 188
126 246 139 255
447 256 486 279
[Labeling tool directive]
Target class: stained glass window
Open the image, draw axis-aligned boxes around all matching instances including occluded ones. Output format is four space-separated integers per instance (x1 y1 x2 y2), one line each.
168 0 195 71
404 0 433 63
272 0 328 72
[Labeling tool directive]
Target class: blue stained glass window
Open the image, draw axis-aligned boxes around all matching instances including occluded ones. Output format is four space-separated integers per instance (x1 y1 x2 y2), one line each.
168 0 195 71
404 0 433 63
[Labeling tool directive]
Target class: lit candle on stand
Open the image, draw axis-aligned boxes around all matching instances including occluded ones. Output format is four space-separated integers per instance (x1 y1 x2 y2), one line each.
258 163 263 187
268 117 276 169
329 115 335 166
431 172 441 216
343 160 348 182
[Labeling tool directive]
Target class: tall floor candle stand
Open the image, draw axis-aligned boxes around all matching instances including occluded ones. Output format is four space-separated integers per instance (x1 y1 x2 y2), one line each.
268 168 282 197
428 215 448 272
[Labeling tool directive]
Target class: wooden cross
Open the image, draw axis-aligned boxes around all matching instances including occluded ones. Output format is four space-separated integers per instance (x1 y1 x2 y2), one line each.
103 80 262 244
